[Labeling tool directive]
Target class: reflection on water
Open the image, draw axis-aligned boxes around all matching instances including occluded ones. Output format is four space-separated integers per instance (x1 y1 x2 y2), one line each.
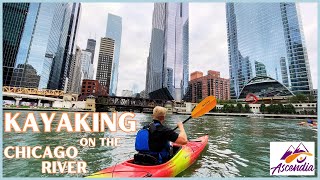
3 111 318 177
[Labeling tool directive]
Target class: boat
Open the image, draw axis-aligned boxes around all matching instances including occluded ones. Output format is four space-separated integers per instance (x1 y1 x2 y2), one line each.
86 135 209 178
247 112 264 118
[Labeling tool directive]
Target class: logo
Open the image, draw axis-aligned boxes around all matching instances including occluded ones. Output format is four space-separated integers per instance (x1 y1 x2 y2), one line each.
270 142 315 176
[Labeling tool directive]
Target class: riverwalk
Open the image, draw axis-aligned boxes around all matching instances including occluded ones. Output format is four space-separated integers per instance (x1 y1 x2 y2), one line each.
177 112 317 119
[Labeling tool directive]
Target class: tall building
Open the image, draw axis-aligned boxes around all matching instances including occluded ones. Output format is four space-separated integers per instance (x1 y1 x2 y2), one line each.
106 13 122 96
3 3 30 86
3 3 80 90
280 57 289 87
255 61 267 77
59 3 82 90
146 3 189 101
226 3 312 99
86 38 96 64
80 50 92 81
67 46 82 94
122 90 134 97
96 37 115 94
185 70 230 103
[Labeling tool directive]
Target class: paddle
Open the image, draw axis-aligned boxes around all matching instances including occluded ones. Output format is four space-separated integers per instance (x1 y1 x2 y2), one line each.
173 96 217 131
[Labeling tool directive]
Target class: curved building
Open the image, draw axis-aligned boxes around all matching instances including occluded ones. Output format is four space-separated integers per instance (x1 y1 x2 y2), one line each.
226 3 313 99
238 76 294 99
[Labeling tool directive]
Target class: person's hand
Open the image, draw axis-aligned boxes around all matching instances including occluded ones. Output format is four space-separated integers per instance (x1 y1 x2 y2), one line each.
177 122 184 128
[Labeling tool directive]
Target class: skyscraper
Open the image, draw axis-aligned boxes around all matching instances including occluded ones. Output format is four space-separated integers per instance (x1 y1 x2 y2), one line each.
146 3 189 101
86 38 96 64
67 46 82 94
96 37 115 94
106 13 122 96
255 61 267 77
226 3 312 99
3 3 81 90
59 3 82 90
3 3 30 86
280 57 289 87
80 50 92 81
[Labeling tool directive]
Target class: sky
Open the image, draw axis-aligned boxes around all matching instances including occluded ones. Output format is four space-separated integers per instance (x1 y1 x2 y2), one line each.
77 3 318 96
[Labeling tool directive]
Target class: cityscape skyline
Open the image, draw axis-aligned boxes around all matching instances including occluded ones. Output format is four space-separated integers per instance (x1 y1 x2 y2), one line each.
76 3 317 96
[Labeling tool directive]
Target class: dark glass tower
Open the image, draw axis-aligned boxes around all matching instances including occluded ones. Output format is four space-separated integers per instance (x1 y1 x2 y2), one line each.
4 3 81 90
3 3 30 86
226 3 312 99
146 3 189 101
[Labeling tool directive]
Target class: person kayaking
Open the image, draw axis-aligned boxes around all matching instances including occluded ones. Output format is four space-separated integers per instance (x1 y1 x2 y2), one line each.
298 119 317 127
134 106 188 165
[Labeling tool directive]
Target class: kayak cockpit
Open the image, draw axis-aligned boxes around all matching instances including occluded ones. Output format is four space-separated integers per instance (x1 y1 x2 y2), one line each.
130 145 182 166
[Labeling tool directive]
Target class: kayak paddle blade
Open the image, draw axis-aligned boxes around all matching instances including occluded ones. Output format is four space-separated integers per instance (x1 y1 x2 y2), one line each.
191 96 217 118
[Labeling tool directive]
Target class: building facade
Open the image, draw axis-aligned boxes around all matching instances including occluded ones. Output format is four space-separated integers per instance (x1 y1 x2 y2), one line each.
185 70 230 103
79 79 108 100
96 37 115 94
226 3 312 99
122 90 133 97
59 3 82 90
3 3 80 90
86 38 96 64
106 13 122 96
67 46 82 94
80 50 92 81
146 3 189 101
3 3 30 86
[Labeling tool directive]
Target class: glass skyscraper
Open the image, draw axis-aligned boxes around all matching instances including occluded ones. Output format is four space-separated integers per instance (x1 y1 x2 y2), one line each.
3 3 80 90
3 3 30 86
106 13 122 96
146 3 189 101
226 3 312 99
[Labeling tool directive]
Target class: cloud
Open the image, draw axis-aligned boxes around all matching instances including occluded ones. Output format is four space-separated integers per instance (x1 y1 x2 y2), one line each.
299 3 318 89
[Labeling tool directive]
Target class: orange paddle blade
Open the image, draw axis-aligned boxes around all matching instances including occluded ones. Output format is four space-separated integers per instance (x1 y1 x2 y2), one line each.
191 96 217 118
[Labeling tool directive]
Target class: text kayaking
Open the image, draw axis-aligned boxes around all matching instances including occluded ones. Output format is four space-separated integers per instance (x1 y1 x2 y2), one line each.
3 112 137 174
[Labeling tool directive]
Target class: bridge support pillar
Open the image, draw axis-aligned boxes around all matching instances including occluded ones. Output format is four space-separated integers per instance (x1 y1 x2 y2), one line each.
15 98 22 106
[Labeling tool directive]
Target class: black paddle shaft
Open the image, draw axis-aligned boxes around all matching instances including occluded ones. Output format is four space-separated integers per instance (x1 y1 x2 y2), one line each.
173 116 192 131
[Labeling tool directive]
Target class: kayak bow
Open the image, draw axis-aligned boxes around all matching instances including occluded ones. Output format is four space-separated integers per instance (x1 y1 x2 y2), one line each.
87 135 208 177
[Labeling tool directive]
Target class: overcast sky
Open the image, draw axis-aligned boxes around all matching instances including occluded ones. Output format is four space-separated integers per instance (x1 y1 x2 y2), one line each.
77 3 318 96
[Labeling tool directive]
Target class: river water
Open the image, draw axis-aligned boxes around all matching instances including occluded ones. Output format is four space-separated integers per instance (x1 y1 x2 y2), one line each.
3 110 318 177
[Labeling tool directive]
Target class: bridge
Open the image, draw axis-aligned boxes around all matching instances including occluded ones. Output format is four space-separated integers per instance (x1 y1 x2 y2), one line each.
96 96 169 112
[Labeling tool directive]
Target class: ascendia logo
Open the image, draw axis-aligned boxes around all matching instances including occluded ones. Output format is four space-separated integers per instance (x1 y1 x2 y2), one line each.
270 142 315 176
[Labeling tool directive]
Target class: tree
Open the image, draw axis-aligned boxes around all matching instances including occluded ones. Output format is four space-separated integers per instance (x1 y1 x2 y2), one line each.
277 103 284 114
236 103 243 113
244 104 250 113
260 104 266 113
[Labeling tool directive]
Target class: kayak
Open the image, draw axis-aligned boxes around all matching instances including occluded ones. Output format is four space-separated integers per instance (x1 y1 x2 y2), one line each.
87 135 208 177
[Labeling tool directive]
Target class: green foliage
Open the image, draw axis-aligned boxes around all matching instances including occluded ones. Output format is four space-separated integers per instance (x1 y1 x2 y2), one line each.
244 104 251 113
260 103 266 113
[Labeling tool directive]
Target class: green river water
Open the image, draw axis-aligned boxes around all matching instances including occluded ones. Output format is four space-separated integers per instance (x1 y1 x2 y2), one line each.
2 110 318 177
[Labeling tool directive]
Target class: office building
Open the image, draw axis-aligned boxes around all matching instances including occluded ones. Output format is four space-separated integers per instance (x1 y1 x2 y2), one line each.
106 13 122 96
67 46 82 94
86 38 96 64
122 90 134 97
146 3 189 101
96 37 115 94
3 3 30 86
185 70 230 103
80 50 92 81
59 3 82 90
255 61 267 77
79 79 108 100
4 3 81 90
226 3 312 99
